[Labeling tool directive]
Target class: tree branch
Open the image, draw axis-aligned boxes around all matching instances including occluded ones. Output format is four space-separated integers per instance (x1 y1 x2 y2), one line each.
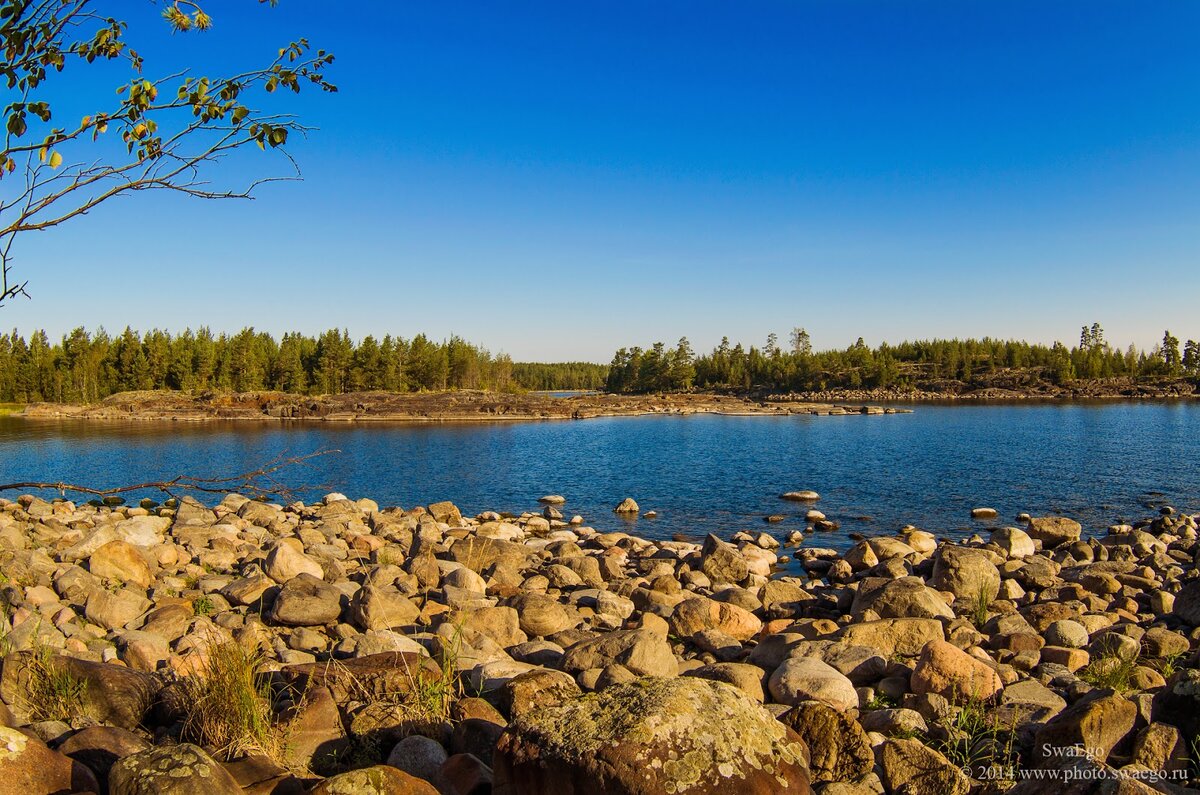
0 449 341 502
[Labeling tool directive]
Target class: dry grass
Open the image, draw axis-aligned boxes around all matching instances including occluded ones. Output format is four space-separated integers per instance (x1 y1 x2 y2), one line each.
179 640 279 759
22 647 88 723
1079 651 1139 693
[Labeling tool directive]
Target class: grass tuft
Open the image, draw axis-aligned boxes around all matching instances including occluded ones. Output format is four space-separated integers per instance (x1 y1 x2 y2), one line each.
23 647 88 723
969 585 995 629
927 692 1020 784
192 594 215 616
179 640 278 759
1079 652 1139 693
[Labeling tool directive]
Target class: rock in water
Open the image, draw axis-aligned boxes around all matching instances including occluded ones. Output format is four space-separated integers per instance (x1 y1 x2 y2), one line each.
614 497 640 514
493 677 811 794
780 491 820 501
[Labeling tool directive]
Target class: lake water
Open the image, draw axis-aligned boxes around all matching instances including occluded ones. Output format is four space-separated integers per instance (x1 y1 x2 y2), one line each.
1 402 1197 549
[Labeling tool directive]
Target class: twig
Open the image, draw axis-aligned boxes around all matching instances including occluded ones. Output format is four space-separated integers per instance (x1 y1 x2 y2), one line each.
0 449 340 502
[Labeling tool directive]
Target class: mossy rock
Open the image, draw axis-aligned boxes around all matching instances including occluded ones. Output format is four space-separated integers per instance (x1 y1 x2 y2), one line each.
493 676 811 794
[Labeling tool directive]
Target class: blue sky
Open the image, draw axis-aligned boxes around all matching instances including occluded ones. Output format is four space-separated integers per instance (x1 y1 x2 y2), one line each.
4 1 1198 360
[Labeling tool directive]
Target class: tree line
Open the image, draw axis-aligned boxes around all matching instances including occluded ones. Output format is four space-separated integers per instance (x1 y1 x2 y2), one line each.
0 327 608 404
606 326 1200 393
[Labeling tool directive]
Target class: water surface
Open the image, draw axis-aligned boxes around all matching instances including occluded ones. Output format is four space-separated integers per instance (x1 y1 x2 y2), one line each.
1 403 1196 549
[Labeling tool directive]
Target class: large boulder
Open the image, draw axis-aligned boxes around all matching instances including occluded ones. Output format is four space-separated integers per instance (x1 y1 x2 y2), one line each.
930 545 1000 601
1170 581 1200 626
778 701 872 783
0 725 100 795
0 651 160 730
508 593 575 638
559 629 677 678
264 540 324 582
851 577 953 620
493 677 811 794
85 588 151 630
699 534 749 585
1026 516 1082 549
768 656 858 711
309 765 439 794
349 585 421 631
910 640 1003 703
1034 690 1137 765
670 597 762 642
109 743 242 794
58 725 152 792
89 540 153 587
878 738 970 795
270 572 344 626
281 653 443 704
836 618 944 658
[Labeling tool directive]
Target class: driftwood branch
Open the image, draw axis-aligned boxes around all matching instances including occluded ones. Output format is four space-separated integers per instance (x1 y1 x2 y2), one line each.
0 449 340 502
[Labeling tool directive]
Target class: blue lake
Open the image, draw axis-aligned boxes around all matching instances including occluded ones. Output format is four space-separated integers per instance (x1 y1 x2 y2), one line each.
1 402 1197 549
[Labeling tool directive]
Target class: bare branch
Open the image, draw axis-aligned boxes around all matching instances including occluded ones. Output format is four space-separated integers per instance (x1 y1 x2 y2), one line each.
0 449 341 502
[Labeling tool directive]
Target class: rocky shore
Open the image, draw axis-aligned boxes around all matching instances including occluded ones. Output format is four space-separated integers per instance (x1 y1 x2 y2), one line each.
18 389 906 423
0 491 1198 793
767 375 1199 404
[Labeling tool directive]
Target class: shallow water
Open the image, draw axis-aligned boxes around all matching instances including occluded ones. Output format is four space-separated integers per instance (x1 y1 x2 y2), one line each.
1 402 1197 549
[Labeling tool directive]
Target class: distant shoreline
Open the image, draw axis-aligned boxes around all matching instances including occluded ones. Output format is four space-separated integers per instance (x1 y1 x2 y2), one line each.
14 389 911 424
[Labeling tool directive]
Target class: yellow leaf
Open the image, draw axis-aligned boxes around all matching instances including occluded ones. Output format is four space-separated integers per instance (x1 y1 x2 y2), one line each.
48 151 62 169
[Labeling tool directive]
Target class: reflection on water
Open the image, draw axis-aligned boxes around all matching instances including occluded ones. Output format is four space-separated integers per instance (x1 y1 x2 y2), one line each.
1 402 1197 549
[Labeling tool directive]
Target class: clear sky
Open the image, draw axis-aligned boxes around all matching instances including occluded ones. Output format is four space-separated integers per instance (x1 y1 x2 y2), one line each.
4 1 1198 361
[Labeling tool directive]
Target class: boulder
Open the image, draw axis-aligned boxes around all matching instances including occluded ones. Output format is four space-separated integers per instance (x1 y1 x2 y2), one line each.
1 651 160 730
309 765 439 794
613 498 639 514
1034 690 1137 765
683 663 766 702
877 738 969 795
85 588 151 630
768 656 858 711
270 573 344 626
670 597 762 642
1026 516 1082 549
508 593 575 638
264 541 325 582
778 701 872 783
0 725 100 795
559 629 677 679
58 725 152 791
990 527 1036 558
930 545 1000 601
109 743 242 795
89 540 153 587
851 577 953 620
910 640 1003 703
699 534 749 585
837 618 944 657
493 677 811 794
500 669 582 720
281 653 443 704
386 734 449 783
349 585 421 631
1170 580 1200 626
